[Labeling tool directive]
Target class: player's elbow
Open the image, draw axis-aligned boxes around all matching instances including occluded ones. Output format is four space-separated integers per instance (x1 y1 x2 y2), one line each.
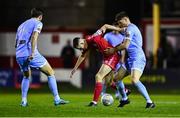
103 24 109 29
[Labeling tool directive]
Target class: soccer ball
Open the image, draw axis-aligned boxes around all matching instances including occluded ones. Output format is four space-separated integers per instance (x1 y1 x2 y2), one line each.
101 93 114 106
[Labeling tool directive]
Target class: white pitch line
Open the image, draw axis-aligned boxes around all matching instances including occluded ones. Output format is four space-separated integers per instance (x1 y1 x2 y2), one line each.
155 101 179 104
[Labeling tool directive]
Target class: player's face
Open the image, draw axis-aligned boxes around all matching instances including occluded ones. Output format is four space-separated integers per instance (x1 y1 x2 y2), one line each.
38 15 43 21
117 17 128 27
76 39 87 51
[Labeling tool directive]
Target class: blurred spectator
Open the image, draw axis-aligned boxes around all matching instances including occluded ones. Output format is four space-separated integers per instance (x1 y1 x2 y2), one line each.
157 32 173 69
61 40 75 68
146 51 153 69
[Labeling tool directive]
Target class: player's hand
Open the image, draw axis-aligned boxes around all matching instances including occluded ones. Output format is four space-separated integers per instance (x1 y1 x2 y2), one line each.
100 25 107 34
104 47 116 55
70 69 76 79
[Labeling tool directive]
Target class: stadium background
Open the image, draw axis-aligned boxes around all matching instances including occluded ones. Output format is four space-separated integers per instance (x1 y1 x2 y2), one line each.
0 0 180 117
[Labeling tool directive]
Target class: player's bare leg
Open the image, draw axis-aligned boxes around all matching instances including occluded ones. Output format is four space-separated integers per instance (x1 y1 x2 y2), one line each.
131 69 155 108
115 66 127 82
40 62 54 76
104 71 114 86
88 64 112 106
40 62 69 106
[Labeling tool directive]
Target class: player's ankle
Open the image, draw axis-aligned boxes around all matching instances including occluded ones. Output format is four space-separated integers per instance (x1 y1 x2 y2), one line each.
92 101 97 104
147 100 152 103
121 97 128 101
22 97 27 103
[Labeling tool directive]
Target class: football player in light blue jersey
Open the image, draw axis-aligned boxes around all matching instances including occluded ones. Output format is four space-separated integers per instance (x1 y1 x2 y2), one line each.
15 8 69 107
102 22 131 100
104 11 155 108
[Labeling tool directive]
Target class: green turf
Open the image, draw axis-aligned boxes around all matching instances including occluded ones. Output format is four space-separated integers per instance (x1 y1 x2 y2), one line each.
0 93 180 117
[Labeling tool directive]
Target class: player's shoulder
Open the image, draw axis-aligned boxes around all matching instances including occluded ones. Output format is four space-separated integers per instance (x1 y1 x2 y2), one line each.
127 23 139 33
34 19 43 26
24 18 42 26
127 23 136 29
28 18 43 26
17 19 30 31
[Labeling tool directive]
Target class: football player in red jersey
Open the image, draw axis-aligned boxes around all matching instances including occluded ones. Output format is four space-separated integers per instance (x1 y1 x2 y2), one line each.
70 24 125 106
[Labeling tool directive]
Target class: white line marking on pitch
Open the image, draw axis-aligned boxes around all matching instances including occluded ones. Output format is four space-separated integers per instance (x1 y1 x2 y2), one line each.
156 101 179 104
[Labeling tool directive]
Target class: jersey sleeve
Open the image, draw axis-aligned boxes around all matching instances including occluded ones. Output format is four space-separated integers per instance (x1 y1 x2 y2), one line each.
125 25 134 41
34 22 43 33
86 29 103 43
93 29 103 37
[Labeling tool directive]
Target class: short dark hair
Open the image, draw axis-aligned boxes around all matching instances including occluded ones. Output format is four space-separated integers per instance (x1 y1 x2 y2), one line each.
31 8 43 18
73 37 80 48
115 11 129 21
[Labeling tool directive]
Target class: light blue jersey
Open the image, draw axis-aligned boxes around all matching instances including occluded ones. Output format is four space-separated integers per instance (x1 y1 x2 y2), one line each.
125 23 146 73
15 18 47 71
104 32 124 47
104 32 126 71
16 18 43 58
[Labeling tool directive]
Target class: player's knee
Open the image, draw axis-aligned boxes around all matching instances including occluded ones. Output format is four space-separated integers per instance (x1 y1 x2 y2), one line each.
44 67 55 76
24 75 30 78
131 78 139 84
23 71 30 78
48 69 55 76
95 74 103 83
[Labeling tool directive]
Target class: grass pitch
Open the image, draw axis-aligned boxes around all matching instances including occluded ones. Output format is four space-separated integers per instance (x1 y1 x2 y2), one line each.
0 93 180 117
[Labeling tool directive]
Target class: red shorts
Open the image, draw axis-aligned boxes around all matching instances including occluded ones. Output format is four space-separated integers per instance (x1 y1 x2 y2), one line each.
103 53 120 70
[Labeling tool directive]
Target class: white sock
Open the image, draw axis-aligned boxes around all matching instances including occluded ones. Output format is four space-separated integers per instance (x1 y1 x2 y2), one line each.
122 97 128 101
92 101 97 104
54 95 60 101
147 100 152 103
22 97 27 103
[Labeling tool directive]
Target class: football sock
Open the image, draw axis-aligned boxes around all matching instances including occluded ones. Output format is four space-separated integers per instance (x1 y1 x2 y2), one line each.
134 81 152 103
101 84 107 94
21 76 30 102
116 80 128 101
93 82 103 102
48 75 60 101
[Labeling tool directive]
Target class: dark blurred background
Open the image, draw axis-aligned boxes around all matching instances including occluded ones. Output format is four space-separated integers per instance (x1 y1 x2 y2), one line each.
0 0 180 28
0 0 180 93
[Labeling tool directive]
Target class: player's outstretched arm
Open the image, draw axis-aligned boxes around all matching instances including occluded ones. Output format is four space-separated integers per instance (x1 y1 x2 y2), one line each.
70 50 89 79
100 24 125 33
29 31 39 60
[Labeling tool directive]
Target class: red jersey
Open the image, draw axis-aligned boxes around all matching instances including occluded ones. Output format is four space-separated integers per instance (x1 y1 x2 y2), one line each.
85 29 113 54
85 29 120 70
